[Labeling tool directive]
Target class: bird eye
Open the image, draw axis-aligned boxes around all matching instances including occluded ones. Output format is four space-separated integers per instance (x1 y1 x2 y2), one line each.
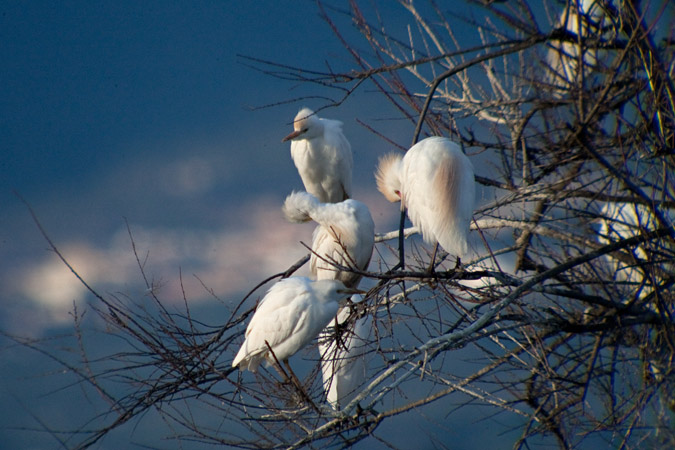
303 128 309 133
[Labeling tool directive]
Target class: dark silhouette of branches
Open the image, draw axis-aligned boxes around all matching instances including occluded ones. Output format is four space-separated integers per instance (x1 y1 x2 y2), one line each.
10 1 675 449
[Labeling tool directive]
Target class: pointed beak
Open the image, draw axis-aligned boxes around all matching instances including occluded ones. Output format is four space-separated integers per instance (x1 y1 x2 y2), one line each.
338 287 366 296
282 129 303 142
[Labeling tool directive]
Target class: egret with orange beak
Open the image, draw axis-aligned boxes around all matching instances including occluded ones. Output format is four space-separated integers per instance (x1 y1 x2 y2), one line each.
282 108 353 203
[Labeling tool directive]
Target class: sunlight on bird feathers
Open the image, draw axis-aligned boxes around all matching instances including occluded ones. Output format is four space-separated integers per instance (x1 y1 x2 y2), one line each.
283 108 353 203
232 277 354 372
376 136 476 258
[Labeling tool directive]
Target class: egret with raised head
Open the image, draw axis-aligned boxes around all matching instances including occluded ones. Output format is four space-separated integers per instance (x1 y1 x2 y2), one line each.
282 108 353 203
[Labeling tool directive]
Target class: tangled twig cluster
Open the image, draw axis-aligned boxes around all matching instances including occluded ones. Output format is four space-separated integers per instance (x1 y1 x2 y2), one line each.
13 1 675 449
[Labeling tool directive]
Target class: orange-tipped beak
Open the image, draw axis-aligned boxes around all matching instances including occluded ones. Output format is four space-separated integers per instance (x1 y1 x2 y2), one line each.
338 287 366 296
282 129 303 142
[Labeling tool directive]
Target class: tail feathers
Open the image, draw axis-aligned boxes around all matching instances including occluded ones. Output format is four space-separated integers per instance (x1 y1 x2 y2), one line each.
283 191 319 223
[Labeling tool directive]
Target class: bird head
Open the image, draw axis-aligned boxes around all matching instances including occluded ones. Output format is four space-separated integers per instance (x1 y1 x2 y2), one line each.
375 153 403 203
337 287 366 297
282 191 319 223
282 107 320 142
336 286 366 307
314 280 364 305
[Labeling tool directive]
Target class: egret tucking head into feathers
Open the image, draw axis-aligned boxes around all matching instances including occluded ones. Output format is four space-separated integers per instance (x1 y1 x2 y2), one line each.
283 191 374 288
376 136 476 261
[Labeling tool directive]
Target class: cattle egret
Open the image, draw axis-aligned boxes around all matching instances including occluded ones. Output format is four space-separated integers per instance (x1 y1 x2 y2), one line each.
283 191 374 288
596 201 673 383
376 136 475 260
232 277 356 373
282 108 353 203
598 202 673 286
283 192 374 408
319 294 371 410
545 0 606 92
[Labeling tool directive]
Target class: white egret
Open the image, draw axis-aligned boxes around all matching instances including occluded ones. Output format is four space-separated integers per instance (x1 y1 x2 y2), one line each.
598 201 673 286
282 107 353 203
283 191 374 408
597 201 673 383
376 136 475 261
545 0 607 92
318 294 371 410
232 277 356 373
283 191 374 288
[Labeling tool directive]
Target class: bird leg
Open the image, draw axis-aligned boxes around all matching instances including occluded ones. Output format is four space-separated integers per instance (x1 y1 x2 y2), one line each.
265 340 292 382
331 314 351 353
264 341 319 411
283 360 321 413
393 208 407 271
426 243 439 273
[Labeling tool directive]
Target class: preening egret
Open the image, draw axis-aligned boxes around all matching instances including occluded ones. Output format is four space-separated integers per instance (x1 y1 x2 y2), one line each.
282 108 353 203
376 136 475 260
283 191 374 288
232 277 356 373
283 192 374 408
318 294 371 410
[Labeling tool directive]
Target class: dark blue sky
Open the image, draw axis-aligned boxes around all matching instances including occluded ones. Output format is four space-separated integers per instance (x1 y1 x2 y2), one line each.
1 0 402 282
0 2 409 448
0 1 532 448
2 1 351 201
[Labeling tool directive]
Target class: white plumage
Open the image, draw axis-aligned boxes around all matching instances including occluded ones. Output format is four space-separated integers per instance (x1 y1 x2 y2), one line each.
283 191 374 408
282 107 353 203
376 136 476 258
318 295 371 410
232 277 354 372
545 0 606 91
598 202 673 285
283 191 374 288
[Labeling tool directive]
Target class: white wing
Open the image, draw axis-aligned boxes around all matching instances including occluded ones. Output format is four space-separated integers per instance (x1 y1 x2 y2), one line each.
309 200 374 288
403 137 475 257
233 278 343 372
233 279 312 371
320 119 353 202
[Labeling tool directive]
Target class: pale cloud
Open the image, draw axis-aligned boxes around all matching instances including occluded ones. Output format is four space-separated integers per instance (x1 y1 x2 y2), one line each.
6 189 398 332
16 242 137 323
158 156 217 197
20 250 89 311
